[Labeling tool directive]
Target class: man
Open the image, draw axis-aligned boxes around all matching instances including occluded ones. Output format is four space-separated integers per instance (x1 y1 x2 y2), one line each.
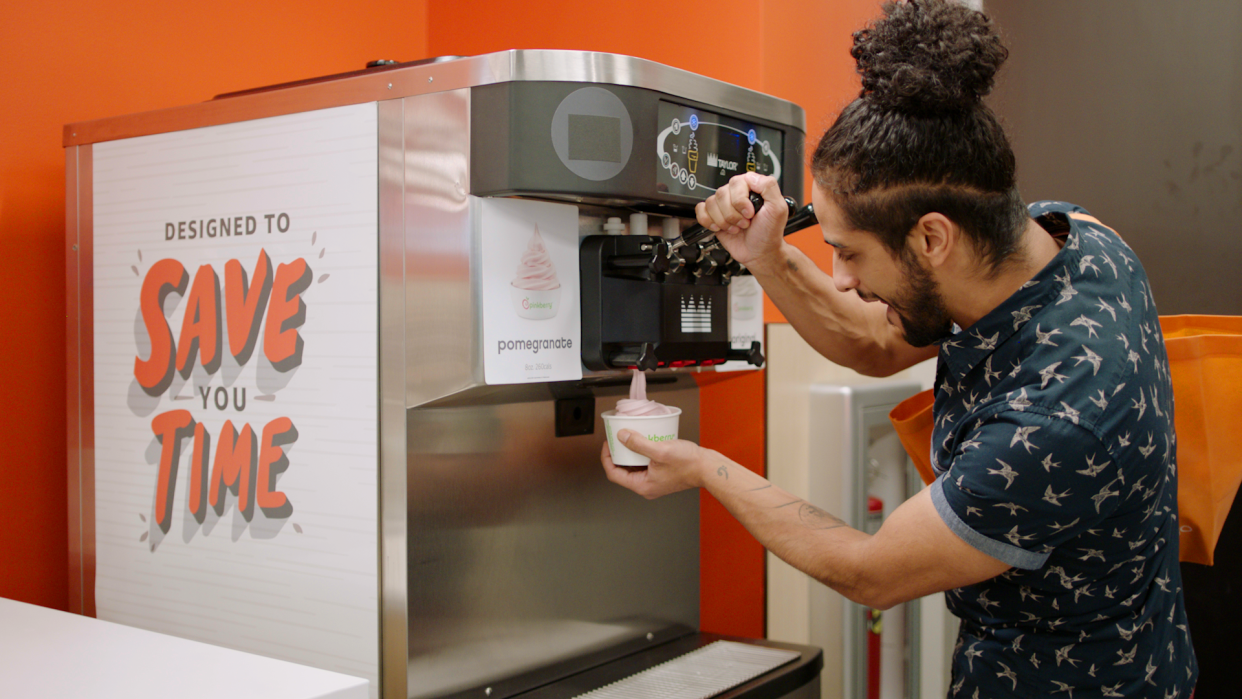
601 1 1196 696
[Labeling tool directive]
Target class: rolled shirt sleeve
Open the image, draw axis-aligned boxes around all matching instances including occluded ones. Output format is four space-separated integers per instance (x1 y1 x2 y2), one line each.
931 410 1122 570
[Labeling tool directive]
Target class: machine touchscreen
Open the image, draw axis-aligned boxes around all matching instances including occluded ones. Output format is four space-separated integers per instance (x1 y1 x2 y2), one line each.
656 101 784 198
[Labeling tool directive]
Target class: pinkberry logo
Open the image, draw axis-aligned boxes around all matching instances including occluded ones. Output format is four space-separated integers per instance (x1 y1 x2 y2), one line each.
522 297 554 311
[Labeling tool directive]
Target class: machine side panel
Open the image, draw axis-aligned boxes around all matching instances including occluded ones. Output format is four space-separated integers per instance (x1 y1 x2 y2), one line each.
378 98 409 699
66 143 97 617
90 104 381 693
403 90 480 408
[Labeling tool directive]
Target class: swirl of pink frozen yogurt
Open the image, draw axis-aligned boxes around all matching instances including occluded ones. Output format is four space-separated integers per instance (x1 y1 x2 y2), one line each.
512 226 560 291
615 370 676 416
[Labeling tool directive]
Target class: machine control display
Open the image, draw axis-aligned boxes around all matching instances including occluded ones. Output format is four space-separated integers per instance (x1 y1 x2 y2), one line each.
656 101 783 199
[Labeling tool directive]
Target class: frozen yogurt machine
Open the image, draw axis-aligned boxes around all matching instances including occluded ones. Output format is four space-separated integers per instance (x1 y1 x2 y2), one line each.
65 50 821 698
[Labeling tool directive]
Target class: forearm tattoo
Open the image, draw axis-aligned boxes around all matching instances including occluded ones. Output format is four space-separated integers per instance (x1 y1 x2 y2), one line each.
797 503 849 531
717 465 729 480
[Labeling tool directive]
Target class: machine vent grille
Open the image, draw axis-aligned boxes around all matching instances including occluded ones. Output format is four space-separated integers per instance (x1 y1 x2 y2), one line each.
569 641 799 699
680 296 712 334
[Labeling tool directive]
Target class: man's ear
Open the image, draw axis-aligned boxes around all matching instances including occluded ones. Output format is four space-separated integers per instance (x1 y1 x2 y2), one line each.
910 212 957 268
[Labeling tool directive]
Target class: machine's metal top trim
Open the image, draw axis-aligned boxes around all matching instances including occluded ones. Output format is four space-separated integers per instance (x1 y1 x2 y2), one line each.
64 50 805 147
491 51 805 130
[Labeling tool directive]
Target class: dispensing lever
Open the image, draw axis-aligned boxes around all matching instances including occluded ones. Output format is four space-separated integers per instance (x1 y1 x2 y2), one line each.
725 341 765 367
671 192 789 251
783 203 818 237
716 203 817 280
610 342 659 371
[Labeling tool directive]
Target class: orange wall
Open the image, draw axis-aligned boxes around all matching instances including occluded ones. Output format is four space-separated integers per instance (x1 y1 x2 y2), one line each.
0 0 428 609
426 0 881 637
1 0 878 640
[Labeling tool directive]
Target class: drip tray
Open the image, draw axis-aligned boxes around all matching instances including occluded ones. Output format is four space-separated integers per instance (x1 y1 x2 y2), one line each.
513 634 822 699
570 641 800 699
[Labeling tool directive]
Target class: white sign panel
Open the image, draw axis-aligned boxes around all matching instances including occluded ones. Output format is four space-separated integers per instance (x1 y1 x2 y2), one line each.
480 198 582 384
93 104 378 693
718 275 765 372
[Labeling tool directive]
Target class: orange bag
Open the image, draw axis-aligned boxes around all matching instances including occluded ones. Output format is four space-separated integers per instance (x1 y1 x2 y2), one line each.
890 388 936 487
890 315 1242 565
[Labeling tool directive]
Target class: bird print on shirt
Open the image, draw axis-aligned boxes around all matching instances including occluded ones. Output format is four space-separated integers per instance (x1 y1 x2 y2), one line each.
973 330 1000 351
1100 251 1119 278
1008 388 1032 412
1054 268 1078 305
983 356 1003 386
963 641 984 672
1089 389 1109 409
1035 324 1062 346
1055 644 1082 668
988 460 1020 488
1011 426 1040 453
1040 362 1069 389
1012 305 1041 330
1048 518 1080 535
1071 314 1103 338
1044 486 1072 506
1072 346 1104 375
1053 401 1081 425
1092 480 1122 513
1042 453 1062 472
1077 454 1110 477
1005 525 1036 547
931 203 1194 696
1079 255 1101 276
1139 434 1158 459
996 662 1019 690
1097 298 1117 320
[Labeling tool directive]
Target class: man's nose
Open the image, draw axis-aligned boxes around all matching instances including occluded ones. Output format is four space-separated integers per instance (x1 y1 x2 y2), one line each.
832 250 857 293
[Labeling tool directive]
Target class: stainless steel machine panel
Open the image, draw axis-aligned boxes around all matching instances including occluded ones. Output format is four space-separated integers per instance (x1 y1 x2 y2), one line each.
402 89 480 408
405 380 700 698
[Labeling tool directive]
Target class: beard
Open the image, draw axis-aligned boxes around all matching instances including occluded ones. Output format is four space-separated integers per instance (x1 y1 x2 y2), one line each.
887 252 954 348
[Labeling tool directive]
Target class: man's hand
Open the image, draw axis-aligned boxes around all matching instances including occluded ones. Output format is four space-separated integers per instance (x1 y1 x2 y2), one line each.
695 172 790 272
600 430 713 499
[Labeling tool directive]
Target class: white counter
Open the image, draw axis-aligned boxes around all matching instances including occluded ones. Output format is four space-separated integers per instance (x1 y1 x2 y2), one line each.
0 598 369 699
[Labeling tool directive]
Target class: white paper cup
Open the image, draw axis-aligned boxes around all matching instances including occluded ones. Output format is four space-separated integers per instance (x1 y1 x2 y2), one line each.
602 408 683 467
511 284 561 320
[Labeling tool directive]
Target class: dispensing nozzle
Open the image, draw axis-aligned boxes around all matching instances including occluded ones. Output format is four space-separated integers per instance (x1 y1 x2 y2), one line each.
725 341 765 367
610 342 659 371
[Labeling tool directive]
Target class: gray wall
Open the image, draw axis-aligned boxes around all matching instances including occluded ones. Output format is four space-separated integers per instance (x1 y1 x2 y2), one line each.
985 5 1241 696
988 0 1242 315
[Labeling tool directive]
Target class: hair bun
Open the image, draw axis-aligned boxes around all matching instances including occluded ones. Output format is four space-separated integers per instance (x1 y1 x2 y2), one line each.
851 0 1008 115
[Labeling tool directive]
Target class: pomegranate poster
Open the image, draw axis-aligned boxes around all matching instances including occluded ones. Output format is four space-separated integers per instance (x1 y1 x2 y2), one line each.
92 104 379 692
480 198 582 384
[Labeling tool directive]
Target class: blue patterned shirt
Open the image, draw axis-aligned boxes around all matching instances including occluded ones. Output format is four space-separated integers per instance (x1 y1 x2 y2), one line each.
928 202 1197 697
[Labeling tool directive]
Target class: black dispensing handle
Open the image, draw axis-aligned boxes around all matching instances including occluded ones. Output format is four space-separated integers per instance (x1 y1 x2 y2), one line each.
650 194 818 277
610 342 659 371
783 203 818 237
674 194 817 249
725 341 766 367
676 192 773 249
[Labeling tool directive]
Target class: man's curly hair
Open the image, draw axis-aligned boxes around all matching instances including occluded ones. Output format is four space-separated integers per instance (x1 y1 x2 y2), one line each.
812 0 1028 276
